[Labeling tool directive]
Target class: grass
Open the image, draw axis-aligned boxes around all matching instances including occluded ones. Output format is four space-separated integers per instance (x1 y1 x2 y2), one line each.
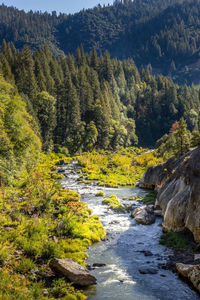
102 195 126 212
0 153 105 299
159 231 195 250
77 147 163 188
95 191 105 197
136 191 157 205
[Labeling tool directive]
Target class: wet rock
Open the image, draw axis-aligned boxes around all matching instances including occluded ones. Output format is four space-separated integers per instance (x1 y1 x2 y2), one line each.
154 210 162 217
50 258 97 286
194 254 200 261
87 265 96 271
176 263 200 292
93 263 106 267
131 205 156 225
139 267 158 274
144 251 153 257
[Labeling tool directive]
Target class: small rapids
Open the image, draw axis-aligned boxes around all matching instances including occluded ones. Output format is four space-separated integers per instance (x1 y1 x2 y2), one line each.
60 161 199 300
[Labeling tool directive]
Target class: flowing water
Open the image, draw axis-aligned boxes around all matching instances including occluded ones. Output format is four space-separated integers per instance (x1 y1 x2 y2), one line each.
60 161 200 300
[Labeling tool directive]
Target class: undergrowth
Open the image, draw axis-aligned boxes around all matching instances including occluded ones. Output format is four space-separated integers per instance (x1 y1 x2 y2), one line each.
159 231 195 251
136 191 157 205
77 147 163 188
102 195 126 212
0 153 105 299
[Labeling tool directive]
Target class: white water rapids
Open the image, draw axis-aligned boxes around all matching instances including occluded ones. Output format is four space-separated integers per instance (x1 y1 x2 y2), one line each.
60 161 200 300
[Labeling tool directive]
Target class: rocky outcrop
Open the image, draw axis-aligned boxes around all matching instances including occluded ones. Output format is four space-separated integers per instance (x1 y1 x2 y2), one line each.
50 258 97 286
176 263 200 292
131 205 156 225
139 158 175 189
139 147 200 243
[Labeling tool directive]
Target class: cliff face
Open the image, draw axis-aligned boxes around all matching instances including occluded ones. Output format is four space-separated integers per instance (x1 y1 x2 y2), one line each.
139 147 200 242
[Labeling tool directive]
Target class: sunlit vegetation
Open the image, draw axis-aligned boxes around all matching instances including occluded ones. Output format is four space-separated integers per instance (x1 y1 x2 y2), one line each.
102 195 126 213
78 148 163 187
0 153 105 299
0 75 41 185
95 191 105 197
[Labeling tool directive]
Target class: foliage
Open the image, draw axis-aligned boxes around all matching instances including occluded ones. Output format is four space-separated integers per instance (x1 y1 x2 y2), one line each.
0 41 200 151
102 195 126 212
136 191 157 205
0 153 105 299
157 117 193 160
78 148 163 187
159 231 195 251
2 1 200 84
95 191 105 197
0 75 41 184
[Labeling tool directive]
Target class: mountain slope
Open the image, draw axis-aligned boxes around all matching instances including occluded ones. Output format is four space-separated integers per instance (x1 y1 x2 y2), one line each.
1 0 200 84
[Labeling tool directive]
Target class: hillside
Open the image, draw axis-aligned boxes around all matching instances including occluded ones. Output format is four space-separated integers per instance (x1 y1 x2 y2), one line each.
0 42 199 149
1 0 200 84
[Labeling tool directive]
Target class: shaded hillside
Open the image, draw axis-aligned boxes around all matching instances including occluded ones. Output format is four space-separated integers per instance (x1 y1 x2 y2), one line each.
1 0 200 84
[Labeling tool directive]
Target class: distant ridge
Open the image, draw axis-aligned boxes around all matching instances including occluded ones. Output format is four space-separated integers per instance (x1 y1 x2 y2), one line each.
0 0 200 85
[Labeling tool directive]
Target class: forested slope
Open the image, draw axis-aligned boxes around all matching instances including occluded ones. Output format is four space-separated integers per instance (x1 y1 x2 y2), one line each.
0 41 199 150
1 0 200 84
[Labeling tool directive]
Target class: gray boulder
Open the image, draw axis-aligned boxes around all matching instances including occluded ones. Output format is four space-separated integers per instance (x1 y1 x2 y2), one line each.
50 258 97 286
139 147 200 243
131 205 156 225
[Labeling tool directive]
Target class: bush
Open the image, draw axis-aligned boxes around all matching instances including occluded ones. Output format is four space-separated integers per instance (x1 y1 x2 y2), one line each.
95 191 105 197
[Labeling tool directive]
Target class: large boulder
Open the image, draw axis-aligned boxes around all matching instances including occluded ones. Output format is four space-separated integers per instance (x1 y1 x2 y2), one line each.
176 263 200 292
139 147 200 243
139 158 174 190
131 205 156 225
50 258 97 286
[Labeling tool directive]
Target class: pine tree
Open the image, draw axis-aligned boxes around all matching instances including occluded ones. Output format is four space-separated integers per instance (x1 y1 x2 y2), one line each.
174 117 190 157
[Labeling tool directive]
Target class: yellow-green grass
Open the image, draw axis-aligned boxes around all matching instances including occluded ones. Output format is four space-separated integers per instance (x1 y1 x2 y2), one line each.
0 153 105 299
77 147 163 188
102 195 126 212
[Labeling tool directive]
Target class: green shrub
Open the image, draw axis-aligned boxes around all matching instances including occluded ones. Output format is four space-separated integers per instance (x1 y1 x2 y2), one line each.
15 257 36 274
102 195 126 212
95 191 105 197
159 231 194 250
137 191 157 205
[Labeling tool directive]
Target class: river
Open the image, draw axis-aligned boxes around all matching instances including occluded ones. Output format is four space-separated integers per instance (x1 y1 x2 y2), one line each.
60 161 199 300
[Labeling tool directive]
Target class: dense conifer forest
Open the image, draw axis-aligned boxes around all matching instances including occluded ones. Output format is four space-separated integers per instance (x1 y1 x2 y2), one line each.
0 41 199 158
1 0 200 84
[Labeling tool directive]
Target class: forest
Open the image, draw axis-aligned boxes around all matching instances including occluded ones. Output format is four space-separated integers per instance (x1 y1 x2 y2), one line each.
0 0 200 84
0 41 200 155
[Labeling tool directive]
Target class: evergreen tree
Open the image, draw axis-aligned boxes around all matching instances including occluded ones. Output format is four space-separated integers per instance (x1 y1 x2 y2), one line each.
174 117 190 157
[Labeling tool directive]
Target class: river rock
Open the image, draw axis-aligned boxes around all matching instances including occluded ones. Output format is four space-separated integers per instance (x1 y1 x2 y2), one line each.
50 258 97 286
194 254 200 261
139 147 200 243
93 263 106 267
139 267 158 274
154 210 162 217
176 263 200 292
131 205 156 225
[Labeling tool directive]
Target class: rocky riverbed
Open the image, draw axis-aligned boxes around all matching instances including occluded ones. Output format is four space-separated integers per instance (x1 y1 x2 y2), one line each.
60 161 200 300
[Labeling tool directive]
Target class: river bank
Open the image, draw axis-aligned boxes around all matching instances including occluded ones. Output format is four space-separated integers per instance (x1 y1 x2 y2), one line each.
60 160 200 300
